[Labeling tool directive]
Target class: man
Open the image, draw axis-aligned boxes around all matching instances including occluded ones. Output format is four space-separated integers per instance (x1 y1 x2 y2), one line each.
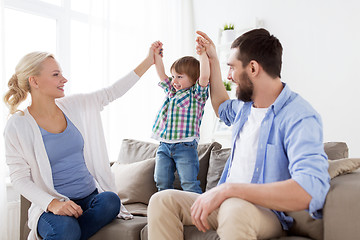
147 29 330 240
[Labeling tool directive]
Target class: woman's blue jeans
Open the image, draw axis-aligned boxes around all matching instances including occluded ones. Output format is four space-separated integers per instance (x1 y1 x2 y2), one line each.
37 190 120 240
154 140 202 194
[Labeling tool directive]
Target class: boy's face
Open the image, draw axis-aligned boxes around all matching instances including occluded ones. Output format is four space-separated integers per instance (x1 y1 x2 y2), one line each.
171 70 194 91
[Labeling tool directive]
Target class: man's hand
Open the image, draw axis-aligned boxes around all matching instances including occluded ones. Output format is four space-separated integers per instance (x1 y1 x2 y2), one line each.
196 31 218 60
190 184 228 232
47 199 83 218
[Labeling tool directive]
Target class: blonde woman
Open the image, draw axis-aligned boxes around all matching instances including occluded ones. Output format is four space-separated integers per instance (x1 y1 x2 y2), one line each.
3 50 154 240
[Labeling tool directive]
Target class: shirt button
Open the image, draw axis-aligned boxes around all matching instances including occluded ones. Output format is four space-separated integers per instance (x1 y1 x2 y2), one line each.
256 168 259 172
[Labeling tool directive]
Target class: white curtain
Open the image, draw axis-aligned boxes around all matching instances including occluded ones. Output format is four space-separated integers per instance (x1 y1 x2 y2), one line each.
0 0 9 237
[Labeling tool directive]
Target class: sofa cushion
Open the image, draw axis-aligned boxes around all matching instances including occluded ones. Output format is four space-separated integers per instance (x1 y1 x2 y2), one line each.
324 142 348 160
206 148 231 191
90 216 147 240
124 203 148 217
328 158 360 179
323 171 360 240
117 139 158 164
140 225 221 240
112 158 157 205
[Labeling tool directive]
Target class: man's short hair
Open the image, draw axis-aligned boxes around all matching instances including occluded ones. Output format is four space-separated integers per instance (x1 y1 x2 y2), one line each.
231 28 283 78
170 56 200 84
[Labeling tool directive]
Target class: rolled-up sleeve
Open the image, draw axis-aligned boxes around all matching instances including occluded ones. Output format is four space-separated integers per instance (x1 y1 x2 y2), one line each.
158 77 172 93
193 81 209 104
285 115 330 218
218 99 243 126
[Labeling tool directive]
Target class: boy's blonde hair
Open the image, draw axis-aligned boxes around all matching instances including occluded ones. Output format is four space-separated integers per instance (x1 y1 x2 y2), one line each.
170 56 200 84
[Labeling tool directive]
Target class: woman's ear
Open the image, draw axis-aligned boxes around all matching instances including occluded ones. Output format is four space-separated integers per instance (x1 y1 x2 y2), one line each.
28 76 39 89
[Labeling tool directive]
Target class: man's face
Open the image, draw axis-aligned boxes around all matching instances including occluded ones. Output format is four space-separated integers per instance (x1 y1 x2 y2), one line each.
227 48 253 102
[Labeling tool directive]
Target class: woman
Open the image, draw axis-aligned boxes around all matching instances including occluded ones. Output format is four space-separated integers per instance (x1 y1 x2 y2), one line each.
3 49 154 240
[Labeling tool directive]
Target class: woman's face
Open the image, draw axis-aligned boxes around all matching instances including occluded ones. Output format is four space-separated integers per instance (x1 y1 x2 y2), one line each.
33 57 68 98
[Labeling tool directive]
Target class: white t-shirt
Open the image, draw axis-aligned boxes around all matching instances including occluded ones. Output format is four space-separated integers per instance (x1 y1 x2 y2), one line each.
226 105 268 183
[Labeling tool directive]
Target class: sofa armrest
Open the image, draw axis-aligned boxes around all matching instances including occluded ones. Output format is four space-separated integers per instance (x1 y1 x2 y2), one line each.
20 195 31 240
323 170 360 240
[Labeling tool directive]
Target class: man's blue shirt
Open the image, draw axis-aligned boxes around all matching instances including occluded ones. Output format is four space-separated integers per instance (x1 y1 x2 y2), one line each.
217 83 330 230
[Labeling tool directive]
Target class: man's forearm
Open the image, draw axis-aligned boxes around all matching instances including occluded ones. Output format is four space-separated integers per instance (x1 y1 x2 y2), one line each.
209 57 229 117
222 179 311 212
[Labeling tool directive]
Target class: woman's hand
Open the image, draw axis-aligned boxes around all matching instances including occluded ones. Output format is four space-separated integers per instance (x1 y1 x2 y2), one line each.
47 198 83 218
148 43 156 65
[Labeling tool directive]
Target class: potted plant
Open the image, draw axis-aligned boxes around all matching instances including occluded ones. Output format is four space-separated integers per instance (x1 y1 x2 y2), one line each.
223 80 232 95
223 23 235 31
222 23 235 43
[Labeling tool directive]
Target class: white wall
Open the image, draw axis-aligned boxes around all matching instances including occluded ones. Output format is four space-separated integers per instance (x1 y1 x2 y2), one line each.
193 0 360 157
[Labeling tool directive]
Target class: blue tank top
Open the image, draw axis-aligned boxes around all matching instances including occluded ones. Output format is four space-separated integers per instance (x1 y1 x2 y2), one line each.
39 114 96 199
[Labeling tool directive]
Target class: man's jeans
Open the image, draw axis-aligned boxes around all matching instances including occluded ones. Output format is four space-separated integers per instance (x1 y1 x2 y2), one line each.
37 189 120 240
154 140 202 194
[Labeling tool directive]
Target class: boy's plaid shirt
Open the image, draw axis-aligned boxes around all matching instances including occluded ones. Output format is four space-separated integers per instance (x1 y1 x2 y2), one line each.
152 77 209 141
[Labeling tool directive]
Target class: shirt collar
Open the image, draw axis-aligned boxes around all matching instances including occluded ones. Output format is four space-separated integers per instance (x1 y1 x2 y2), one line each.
270 82 292 115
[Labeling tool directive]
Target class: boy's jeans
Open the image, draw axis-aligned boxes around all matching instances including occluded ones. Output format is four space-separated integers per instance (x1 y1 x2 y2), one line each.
37 189 120 240
154 139 202 194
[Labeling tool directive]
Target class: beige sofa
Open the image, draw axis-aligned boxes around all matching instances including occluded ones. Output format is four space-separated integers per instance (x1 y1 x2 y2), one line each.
20 139 360 240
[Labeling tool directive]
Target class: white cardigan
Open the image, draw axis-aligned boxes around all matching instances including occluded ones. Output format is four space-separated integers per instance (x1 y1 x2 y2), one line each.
4 71 140 240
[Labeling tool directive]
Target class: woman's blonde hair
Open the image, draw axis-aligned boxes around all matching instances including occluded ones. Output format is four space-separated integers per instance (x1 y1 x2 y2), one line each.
3 51 54 114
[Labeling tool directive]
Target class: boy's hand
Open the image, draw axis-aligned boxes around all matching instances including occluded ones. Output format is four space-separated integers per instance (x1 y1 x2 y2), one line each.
152 41 163 58
151 41 168 81
196 37 207 55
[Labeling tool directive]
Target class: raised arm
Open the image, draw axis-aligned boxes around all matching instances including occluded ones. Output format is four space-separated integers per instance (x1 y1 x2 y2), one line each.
134 43 155 77
196 39 210 87
152 41 168 81
196 31 229 117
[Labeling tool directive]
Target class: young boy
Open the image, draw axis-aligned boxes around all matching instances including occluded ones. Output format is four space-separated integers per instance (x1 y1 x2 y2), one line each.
151 40 210 194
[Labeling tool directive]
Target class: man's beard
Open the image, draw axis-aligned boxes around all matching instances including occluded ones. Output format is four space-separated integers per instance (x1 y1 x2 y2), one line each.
236 71 254 102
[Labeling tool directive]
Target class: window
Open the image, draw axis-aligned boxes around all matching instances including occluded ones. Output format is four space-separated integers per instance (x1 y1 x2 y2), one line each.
1 0 195 162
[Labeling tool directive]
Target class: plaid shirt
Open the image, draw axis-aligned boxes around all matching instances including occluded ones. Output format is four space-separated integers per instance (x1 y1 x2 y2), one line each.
152 77 209 141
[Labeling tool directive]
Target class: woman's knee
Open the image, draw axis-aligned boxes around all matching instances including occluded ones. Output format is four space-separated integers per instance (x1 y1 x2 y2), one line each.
97 191 121 215
60 217 81 240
